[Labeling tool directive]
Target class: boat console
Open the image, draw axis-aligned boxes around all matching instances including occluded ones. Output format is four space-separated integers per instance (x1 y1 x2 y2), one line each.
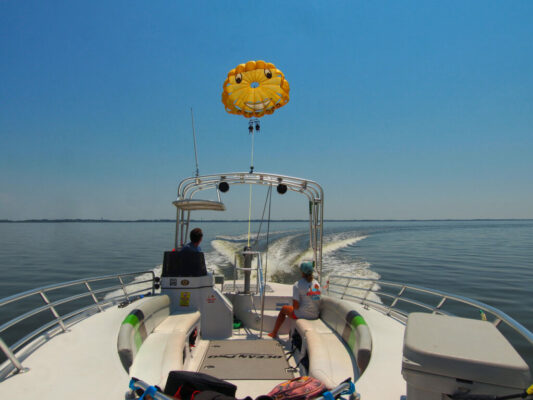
162 250 207 277
161 251 232 339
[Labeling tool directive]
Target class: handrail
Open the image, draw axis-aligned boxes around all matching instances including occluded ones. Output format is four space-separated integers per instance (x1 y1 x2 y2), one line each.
326 274 533 346
9 286 149 355
257 255 267 338
232 250 264 295
0 270 155 374
230 250 267 337
0 271 153 308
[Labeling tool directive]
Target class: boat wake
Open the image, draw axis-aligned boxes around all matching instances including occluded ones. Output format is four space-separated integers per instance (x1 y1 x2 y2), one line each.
214 230 294 242
210 230 379 282
108 230 380 303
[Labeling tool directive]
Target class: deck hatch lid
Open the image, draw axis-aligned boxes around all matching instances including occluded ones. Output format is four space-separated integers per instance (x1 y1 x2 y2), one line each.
402 313 531 388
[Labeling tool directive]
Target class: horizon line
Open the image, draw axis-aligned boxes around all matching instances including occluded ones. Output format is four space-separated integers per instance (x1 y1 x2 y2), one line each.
1 218 532 223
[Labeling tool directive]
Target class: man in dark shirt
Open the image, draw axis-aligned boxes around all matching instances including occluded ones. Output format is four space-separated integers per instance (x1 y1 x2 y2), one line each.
181 228 203 253
174 228 206 276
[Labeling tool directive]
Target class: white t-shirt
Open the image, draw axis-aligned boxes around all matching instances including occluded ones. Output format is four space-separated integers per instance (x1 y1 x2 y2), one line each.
292 278 321 319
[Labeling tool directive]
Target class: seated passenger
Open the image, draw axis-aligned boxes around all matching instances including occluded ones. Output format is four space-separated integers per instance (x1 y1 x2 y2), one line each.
268 261 321 338
180 228 203 253
163 227 206 277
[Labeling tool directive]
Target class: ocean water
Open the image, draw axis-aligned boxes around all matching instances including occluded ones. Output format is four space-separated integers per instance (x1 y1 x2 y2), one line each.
1 220 532 367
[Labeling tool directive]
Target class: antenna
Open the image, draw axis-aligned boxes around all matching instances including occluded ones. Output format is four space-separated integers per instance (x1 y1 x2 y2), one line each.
190 108 200 177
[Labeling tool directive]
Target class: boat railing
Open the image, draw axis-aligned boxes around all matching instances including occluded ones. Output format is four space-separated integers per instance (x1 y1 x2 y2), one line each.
327 274 533 346
232 250 264 295
231 250 269 337
175 172 325 284
0 270 155 374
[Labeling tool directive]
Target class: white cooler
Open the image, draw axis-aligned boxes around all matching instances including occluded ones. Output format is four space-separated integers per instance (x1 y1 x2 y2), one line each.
402 313 531 400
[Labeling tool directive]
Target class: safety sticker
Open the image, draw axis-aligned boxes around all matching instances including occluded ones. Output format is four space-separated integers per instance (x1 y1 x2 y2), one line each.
180 292 191 306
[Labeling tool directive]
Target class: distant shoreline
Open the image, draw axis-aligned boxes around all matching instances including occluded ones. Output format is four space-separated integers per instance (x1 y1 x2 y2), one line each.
1 218 531 223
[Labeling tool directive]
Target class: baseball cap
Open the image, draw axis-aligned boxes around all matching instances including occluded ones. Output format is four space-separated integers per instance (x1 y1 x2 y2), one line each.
300 261 314 275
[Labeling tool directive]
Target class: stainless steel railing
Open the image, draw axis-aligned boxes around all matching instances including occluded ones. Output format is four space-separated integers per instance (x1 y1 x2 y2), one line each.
0 270 155 374
231 250 270 338
326 274 533 346
232 250 264 295
175 172 324 283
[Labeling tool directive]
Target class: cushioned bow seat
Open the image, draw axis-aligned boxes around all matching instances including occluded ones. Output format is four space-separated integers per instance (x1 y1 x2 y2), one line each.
130 311 201 388
295 318 356 389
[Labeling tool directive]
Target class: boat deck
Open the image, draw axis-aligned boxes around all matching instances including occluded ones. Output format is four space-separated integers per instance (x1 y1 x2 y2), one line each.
0 301 135 399
0 293 406 399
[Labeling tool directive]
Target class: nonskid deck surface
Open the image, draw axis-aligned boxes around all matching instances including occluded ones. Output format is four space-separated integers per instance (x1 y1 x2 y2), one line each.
206 330 298 398
199 339 293 380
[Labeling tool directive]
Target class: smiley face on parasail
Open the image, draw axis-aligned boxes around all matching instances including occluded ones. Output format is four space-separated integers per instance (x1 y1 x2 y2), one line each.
222 60 290 118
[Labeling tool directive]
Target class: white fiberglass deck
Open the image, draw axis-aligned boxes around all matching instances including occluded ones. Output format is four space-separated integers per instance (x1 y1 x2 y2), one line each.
1 293 407 400
1 302 135 399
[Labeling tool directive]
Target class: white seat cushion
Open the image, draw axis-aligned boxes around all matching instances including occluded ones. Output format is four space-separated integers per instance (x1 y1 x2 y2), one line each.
130 332 186 388
296 319 356 389
154 311 200 335
295 318 332 334
130 312 200 388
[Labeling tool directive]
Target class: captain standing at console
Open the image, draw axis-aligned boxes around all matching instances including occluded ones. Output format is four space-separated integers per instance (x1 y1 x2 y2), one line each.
268 261 321 338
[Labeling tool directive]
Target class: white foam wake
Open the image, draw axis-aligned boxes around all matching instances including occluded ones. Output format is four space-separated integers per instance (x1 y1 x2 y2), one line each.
107 230 381 304
292 234 369 267
210 239 247 266
263 233 304 273
208 230 377 281
210 233 303 273
215 230 294 242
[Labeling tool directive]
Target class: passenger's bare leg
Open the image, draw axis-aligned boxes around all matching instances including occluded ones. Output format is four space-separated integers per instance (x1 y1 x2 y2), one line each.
268 305 293 338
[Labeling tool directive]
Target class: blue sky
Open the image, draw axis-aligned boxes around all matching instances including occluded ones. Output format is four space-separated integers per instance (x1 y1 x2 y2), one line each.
1 1 532 220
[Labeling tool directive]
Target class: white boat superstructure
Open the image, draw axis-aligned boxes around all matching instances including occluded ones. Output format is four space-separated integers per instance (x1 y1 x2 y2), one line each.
1 172 532 400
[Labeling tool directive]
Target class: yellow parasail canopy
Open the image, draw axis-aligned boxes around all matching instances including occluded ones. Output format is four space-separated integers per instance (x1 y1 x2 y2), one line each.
222 60 290 118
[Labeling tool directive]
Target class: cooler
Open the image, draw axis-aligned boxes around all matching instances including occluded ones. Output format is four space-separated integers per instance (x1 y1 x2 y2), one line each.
402 313 531 400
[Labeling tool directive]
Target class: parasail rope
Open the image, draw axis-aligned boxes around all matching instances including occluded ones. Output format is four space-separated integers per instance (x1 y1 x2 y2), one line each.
247 128 255 246
247 184 253 246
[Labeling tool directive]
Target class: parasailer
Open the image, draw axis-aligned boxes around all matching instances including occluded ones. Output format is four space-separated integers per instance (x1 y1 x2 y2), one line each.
222 60 290 118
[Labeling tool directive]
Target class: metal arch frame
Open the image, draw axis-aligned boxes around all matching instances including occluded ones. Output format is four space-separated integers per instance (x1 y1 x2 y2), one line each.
174 172 325 282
